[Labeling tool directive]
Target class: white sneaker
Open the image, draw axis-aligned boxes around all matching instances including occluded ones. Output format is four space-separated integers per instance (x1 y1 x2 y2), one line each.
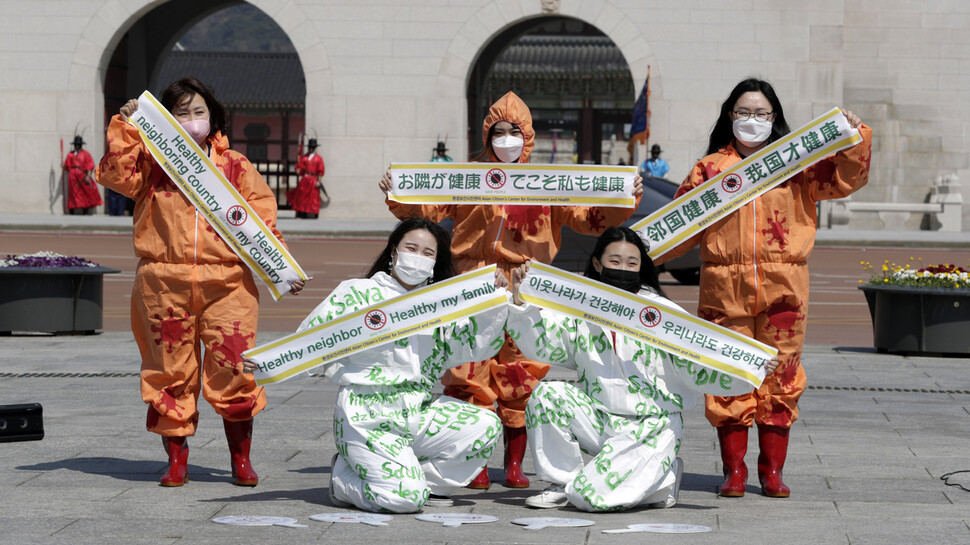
424 494 454 508
525 486 568 509
328 453 350 507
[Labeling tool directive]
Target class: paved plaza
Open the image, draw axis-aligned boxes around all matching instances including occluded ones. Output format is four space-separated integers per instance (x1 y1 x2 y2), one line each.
1 330 969 544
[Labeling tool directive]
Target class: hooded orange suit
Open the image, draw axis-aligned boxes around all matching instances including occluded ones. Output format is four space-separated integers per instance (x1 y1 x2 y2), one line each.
657 126 872 429
97 115 282 436
386 92 640 427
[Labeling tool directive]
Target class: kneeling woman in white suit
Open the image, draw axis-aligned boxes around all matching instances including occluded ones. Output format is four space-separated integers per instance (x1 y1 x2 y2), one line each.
248 218 505 513
506 227 777 512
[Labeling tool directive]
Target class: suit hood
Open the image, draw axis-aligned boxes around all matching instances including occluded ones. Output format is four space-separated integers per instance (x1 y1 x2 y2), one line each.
482 91 534 163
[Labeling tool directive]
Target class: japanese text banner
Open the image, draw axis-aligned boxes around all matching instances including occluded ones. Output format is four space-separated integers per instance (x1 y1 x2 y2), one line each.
388 162 637 207
245 266 507 385
520 262 776 395
130 91 307 300
632 108 863 258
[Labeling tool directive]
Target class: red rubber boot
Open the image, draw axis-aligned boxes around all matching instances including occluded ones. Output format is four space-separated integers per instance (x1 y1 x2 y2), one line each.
716 425 748 497
224 419 259 486
503 426 530 488
757 425 791 498
160 436 189 487
467 466 491 489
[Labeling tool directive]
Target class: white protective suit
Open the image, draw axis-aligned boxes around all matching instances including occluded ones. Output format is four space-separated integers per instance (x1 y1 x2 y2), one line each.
507 288 738 512
300 272 506 513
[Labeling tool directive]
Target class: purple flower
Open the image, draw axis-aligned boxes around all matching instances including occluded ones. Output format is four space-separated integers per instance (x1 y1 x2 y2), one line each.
0 252 100 268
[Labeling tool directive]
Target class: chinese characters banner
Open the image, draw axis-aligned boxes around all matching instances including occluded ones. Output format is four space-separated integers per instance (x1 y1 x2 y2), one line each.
245 266 507 385
632 108 863 258
388 163 637 208
520 262 776 395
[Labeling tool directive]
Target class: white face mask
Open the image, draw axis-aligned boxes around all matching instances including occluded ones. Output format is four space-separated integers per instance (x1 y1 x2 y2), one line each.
732 118 772 146
392 251 436 286
491 135 524 163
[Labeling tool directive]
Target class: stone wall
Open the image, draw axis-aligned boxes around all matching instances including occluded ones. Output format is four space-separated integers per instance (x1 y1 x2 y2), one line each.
0 0 965 230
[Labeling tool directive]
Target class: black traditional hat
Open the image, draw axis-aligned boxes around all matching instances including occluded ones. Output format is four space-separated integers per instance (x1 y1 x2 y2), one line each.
650 144 662 153
72 135 85 146
435 141 448 153
307 138 318 149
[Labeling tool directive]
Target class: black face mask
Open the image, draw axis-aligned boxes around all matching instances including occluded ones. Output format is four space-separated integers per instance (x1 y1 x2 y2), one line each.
600 266 641 293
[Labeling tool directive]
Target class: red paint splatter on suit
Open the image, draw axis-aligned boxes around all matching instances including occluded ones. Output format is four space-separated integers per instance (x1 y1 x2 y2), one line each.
586 208 606 232
776 353 801 390
703 161 721 180
499 362 535 398
764 296 804 341
151 307 193 353
221 155 248 189
211 321 256 375
504 205 550 244
204 223 223 242
156 389 185 419
762 210 790 249
810 160 837 192
148 168 178 198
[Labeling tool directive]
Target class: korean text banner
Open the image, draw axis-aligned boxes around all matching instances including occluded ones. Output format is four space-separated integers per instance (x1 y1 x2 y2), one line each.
632 108 862 258
519 262 776 395
130 91 307 301
245 266 507 385
388 162 637 208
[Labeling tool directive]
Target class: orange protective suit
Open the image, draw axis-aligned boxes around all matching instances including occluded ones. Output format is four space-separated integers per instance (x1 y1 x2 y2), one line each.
386 92 640 427
289 152 325 214
657 126 872 429
96 115 282 436
64 149 103 210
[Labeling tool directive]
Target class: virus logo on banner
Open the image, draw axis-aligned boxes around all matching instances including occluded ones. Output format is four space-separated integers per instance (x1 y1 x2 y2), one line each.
485 168 507 189
364 309 387 330
639 306 662 327
722 174 742 193
226 205 247 226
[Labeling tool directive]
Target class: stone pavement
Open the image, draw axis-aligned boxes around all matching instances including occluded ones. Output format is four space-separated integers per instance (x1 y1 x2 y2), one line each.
1 331 969 544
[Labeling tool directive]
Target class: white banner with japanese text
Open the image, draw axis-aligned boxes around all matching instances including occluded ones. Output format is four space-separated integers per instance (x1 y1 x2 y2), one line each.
519 262 776 395
245 266 507 385
130 91 307 301
632 108 863 258
387 162 637 208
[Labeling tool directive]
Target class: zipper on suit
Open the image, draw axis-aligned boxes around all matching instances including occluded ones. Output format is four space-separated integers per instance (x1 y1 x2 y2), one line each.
752 199 759 305
193 210 199 264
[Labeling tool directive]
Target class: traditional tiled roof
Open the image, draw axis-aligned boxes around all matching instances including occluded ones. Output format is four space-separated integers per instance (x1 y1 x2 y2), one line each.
489 35 630 78
155 51 305 109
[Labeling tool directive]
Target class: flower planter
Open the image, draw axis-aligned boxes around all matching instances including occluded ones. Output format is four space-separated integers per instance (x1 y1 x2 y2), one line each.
0 266 120 334
859 284 970 354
